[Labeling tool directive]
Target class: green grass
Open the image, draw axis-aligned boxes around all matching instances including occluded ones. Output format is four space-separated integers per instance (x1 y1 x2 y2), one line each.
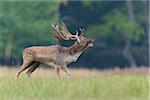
0 75 148 100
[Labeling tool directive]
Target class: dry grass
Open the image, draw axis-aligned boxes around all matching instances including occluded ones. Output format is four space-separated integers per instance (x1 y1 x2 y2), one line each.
0 66 148 78
0 66 148 100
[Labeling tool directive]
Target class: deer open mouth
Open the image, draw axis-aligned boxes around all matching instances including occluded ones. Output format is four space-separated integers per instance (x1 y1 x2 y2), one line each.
88 39 94 48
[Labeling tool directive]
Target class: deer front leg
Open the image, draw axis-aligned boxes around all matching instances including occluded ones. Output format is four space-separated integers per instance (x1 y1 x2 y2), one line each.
61 65 71 79
47 63 61 79
55 67 61 79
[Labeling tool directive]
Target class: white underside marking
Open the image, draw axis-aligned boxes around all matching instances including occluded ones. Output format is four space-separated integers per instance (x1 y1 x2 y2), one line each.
65 52 82 63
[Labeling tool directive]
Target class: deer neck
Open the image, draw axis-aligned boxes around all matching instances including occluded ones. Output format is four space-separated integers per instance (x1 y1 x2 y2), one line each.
63 42 87 56
59 43 82 64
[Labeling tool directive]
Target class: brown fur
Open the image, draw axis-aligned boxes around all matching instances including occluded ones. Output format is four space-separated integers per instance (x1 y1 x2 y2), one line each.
15 29 93 79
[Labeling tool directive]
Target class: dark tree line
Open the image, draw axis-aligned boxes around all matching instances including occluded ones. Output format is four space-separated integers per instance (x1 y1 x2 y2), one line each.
0 1 149 69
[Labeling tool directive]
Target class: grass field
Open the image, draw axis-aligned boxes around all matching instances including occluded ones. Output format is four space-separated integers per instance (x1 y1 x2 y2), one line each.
0 67 149 100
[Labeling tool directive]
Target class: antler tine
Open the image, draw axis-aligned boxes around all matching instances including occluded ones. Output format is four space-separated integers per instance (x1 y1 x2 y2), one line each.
79 27 85 33
51 23 55 28
59 21 77 40
52 23 58 29
75 30 80 43
60 21 72 35
75 30 79 36
51 23 67 41
60 21 66 28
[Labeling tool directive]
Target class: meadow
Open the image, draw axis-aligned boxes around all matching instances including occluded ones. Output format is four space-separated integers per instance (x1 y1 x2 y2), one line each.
0 67 149 100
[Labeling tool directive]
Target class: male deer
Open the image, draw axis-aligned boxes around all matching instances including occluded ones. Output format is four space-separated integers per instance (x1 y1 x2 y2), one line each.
15 22 94 79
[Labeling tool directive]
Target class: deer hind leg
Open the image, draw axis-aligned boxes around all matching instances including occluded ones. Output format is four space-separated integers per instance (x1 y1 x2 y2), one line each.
15 58 34 80
61 66 71 79
26 62 40 78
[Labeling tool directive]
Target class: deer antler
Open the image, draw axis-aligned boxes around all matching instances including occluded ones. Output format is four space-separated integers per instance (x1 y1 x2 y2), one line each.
59 22 79 40
51 23 66 41
51 22 82 42
79 27 85 35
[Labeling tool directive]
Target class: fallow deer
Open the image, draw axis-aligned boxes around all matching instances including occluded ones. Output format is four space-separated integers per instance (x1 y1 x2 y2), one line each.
15 22 94 79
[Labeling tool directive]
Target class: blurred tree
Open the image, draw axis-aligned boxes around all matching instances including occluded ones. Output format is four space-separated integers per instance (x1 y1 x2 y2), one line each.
60 1 147 68
0 1 148 68
98 1 144 67
124 0 137 67
0 1 60 65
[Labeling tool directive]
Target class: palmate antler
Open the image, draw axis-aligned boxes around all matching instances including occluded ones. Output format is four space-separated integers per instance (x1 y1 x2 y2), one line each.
51 22 83 42
51 23 66 41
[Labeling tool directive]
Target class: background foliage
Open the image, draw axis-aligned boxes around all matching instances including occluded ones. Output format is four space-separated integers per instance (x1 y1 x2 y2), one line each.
0 1 149 69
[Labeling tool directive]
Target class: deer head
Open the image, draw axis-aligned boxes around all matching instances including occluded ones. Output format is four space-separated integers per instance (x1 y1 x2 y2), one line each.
75 30 94 48
52 22 94 48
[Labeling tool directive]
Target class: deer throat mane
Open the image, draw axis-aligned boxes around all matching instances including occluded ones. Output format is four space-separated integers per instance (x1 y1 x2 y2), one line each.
62 42 87 56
